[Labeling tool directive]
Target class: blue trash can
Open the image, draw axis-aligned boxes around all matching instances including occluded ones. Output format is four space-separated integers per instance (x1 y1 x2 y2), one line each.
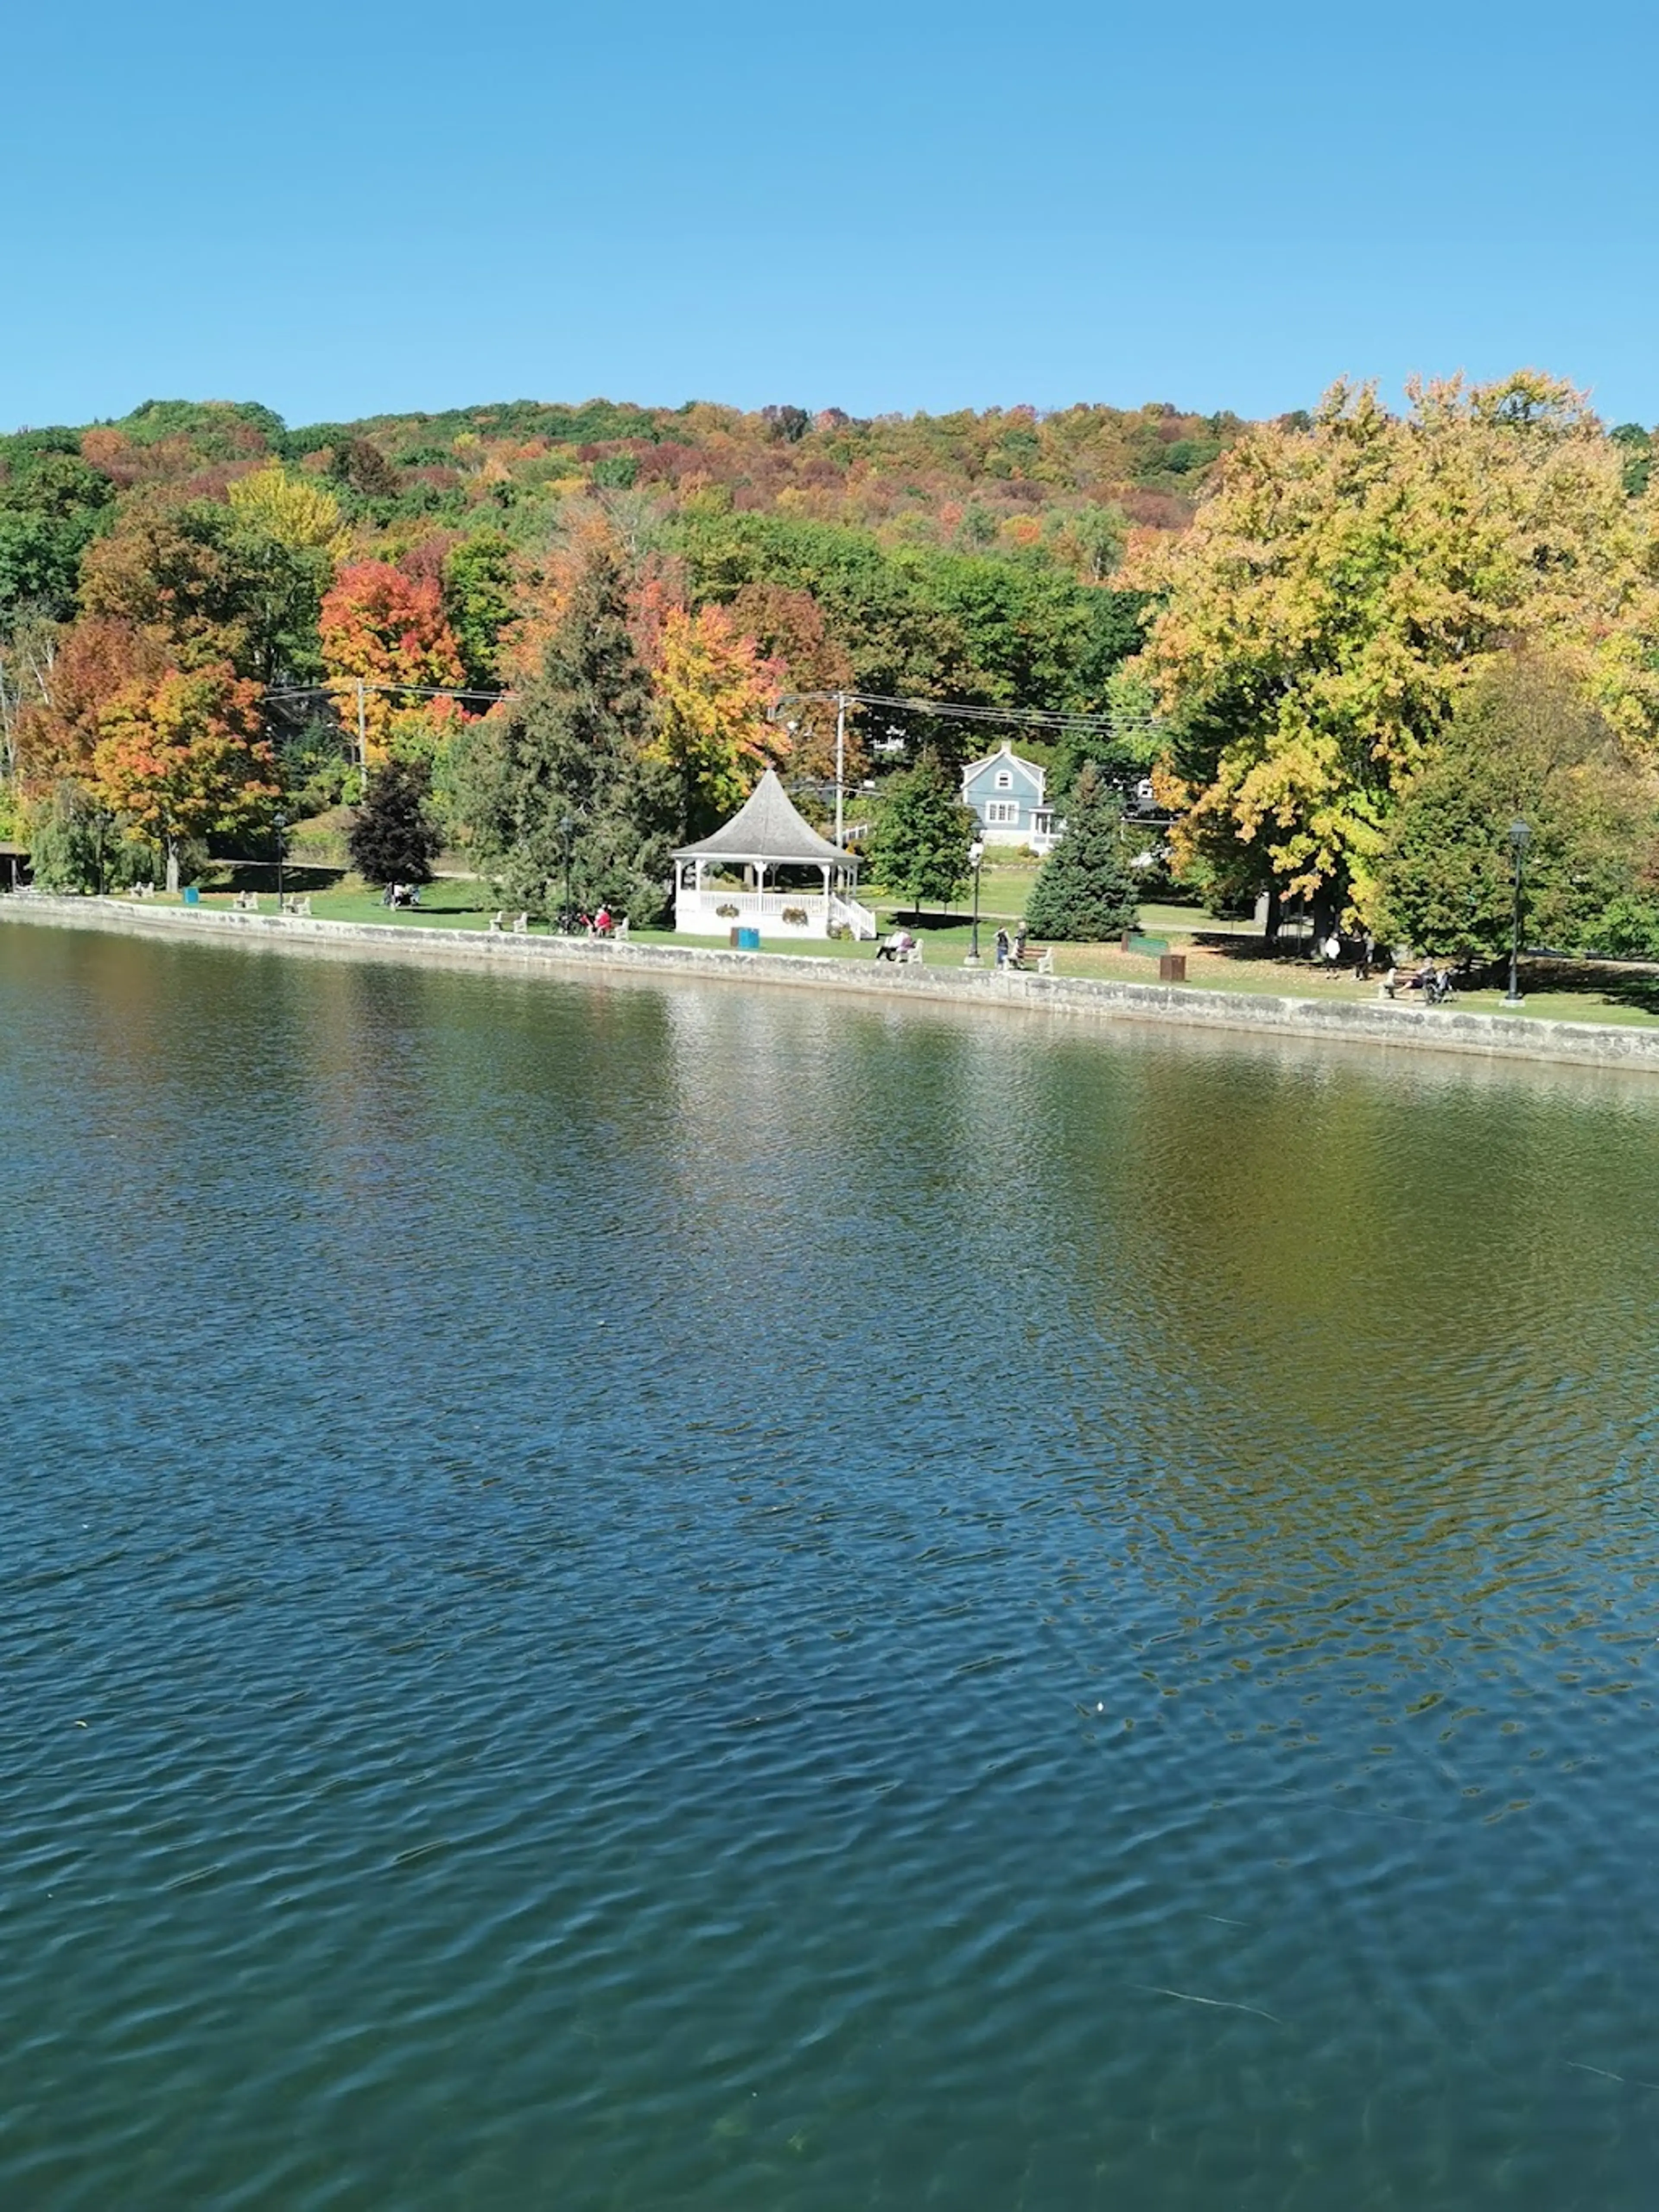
737 926 761 951
182 886 200 905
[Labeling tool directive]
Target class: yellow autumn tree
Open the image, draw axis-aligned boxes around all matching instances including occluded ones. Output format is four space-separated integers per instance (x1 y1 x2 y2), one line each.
648 604 785 836
227 463 350 559
1122 371 1659 923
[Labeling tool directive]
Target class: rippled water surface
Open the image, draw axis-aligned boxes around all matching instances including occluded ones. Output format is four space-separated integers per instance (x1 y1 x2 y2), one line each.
4 923 1659 2208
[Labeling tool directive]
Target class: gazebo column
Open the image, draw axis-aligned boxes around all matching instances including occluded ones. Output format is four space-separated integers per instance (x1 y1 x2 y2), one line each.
671 768 857 938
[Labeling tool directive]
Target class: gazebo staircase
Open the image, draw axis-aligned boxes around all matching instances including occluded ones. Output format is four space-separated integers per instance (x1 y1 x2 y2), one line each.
829 891 879 940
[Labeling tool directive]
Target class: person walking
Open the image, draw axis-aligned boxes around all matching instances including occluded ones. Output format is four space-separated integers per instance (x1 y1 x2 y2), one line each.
994 925 1010 968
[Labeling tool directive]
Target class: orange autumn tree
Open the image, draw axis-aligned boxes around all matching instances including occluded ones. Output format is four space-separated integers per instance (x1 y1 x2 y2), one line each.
727 581 862 785
90 665 278 891
318 562 466 763
13 617 169 786
647 602 788 837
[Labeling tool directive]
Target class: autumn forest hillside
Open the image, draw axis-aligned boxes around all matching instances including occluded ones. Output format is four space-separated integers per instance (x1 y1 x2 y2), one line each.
131 393 1246 535
9 375 1659 965
0 390 1239 882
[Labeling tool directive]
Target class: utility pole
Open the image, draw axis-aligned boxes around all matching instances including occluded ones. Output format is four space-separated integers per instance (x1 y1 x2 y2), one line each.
834 691 846 850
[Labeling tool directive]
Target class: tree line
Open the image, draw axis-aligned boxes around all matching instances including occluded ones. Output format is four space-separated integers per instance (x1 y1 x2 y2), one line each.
7 375 1659 962
0 394 1160 902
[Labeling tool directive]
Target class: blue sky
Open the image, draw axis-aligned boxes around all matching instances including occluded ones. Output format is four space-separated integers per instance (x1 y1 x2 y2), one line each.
5 0 1655 432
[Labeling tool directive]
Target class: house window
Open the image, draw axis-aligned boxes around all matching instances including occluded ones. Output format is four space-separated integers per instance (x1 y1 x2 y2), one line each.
984 800 1020 826
995 770 1013 790
1032 811 1054 837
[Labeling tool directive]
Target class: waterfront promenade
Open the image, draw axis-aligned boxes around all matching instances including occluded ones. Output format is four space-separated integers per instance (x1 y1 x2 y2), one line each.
9 891 1659 1074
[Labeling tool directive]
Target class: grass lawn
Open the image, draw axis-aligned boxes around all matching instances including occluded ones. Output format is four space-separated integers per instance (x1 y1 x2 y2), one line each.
186 873 501 929
149 868 1659 1029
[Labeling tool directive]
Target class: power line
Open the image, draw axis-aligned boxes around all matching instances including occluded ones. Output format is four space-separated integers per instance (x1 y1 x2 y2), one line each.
855 691 1119 735
266 679 1154 736
774 687 1157 740
262 681 509 707
266 673 1124 742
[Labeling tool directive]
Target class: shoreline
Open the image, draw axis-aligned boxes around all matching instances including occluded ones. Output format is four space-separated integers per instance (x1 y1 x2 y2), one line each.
6 891 1659 1074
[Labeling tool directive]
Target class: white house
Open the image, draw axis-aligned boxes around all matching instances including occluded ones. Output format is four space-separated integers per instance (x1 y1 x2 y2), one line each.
960 743 1062 853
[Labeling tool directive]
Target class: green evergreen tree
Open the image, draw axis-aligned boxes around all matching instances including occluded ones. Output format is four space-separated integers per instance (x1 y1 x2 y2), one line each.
347 757 443 885
451 532 676 922
1023 763 1141 940
865 749 977 917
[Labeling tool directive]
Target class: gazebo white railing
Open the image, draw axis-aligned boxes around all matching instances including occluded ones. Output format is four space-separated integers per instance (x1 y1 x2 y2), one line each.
672 770 877 939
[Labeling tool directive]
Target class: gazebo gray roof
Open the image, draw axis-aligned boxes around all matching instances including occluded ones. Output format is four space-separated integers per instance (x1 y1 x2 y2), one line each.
672 768 851 866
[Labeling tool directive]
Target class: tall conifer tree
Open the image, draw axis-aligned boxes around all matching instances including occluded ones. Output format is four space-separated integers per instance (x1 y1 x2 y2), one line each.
453 532 676 920
1023 764 1141 940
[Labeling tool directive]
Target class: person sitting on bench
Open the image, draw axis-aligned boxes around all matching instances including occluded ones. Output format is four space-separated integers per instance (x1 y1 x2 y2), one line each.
1384 959 1437 999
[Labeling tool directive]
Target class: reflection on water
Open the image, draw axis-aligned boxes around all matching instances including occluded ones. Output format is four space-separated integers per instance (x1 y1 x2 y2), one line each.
3 923 1658 2209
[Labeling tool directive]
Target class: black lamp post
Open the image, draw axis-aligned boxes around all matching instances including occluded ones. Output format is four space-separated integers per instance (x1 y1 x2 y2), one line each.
273 811 287 913
560 813 575 933
964 836 986 966
1502 815 1529 1007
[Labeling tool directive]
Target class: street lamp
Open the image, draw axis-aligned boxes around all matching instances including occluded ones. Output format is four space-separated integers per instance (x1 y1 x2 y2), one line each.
964 835 986 966
560 813 575 933
273 812 287 913
1502 816 1529 1007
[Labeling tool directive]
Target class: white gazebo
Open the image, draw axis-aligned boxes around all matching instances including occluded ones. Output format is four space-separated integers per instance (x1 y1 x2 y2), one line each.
672 769 877 939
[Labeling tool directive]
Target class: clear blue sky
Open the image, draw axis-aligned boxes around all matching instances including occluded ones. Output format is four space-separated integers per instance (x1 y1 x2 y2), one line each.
6 0 1656 433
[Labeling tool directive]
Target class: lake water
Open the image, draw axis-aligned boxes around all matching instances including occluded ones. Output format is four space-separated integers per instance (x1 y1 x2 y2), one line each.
3 920 1659 2209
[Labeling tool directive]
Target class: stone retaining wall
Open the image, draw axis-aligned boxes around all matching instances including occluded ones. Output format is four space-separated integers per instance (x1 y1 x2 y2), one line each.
6 892 1659 1073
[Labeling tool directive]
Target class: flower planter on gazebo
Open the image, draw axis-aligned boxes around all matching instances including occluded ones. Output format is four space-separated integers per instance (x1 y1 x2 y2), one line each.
672 770 877 939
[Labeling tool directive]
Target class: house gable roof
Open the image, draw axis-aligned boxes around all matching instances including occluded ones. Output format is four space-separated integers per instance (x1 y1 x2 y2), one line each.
961 742 1045 798
672 767 850 865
